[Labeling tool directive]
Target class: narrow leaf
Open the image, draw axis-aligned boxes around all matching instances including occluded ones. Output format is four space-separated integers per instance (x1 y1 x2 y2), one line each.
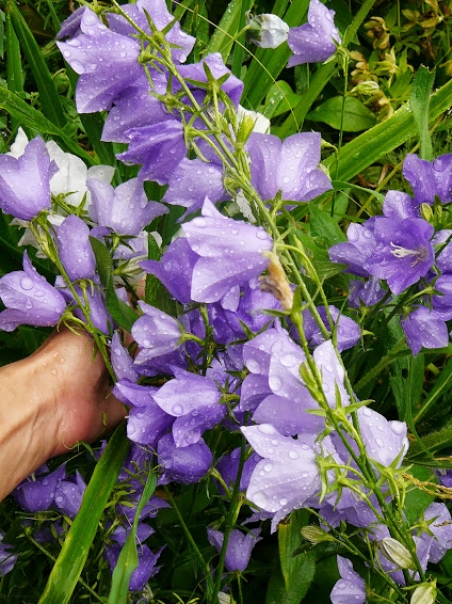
108 471 157 602
38 423 130 604
410 65 435 161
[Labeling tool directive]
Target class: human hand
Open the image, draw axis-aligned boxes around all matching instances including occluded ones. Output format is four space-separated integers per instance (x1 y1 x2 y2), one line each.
0 328 126 501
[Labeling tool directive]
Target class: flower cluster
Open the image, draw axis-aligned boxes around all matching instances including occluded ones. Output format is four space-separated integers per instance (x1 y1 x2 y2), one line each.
329 152 452 355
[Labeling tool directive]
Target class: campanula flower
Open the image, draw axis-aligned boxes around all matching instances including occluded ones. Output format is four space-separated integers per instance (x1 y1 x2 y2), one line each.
330 556 366 604
208 528 262 572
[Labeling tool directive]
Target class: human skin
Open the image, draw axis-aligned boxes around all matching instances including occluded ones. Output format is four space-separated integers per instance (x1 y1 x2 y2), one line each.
0 329 126 502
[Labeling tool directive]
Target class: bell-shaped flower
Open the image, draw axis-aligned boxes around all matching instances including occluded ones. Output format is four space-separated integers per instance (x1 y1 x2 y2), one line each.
330 556 366 604
182 198 272 303
14 464 66 513
153 369 226 447
300 305 360 352
287 0 341 67
132 302 182 362
111 332 139 383
242 424 321 532
158 433 212 484
348 276 386 308
401 307 448 356
87 177 167 236
207 528 262 572
0 137 56 221
246 132 332 203
140 237 198 304
0 252 67 332
57 215 96 281
403 153 452 206
364 217 434 295
113 380 173 447
118 121 187 185
0 533 17 578
57 8 143 113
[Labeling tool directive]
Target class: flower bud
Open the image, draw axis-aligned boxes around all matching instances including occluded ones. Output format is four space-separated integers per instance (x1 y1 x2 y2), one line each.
411 581 437 604
218 591 233 604
247 13 289 49
379 537 415 569
351 80 380 95
301 525 335 544
420 203 434 224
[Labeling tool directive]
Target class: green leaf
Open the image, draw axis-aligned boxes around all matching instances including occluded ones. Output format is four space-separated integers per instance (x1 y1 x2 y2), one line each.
0 86 95 164
38 423 130 604
308 204 347 248
8 0 65 128
108 470 157 602
403 465 436 525
307 96 378 132
262 81 302 119
90 237 138 333
205 0 242 61
266 551 316 604
410 65 435 161
323 76 452 182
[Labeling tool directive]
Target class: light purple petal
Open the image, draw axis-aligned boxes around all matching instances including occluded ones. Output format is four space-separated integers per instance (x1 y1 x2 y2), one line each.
132 302 181 359
330 556 366 604
57 214 96 281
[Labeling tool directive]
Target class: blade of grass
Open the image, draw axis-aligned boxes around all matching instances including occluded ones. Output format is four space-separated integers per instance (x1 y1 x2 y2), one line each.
38 422 130 604
8 0 65 128
0 86 95 164
108 470 157 602
410 65 435 161
205 0 242 61
323 77 452 182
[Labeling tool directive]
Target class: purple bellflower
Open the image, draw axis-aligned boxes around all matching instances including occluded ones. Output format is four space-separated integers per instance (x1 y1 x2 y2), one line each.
111 332 139 383
246 132 332 203
401 307 449 356
55 276 111 334
0 136 56 221
113 380 173 447
153 369 226 447
207 528 262 572
57 9 143 114
330 556 366 604
87 177 167 236
132 301 182 361
0 252 67 332
0 533 17 578
57 214 96 281
182 198 273 303
242 424 321 532
287 0 341 67
403 153 452 206
157 433 212 484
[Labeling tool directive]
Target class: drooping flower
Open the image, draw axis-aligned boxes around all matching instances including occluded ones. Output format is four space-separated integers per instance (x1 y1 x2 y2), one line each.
207 528 262 572
246 132 332 203
403 153 452 206
153 369 226 447
0 136 56 221
241 424 321 532
157 433 213 484
182 198 272 303
132 302 182 361
330 556 366 604
287 0 341 67
57 215 96 282
401 307 449 356
57 9 143 114
0 252 67 332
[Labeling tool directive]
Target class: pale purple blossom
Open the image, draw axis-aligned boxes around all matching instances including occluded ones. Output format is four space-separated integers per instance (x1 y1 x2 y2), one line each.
158 433 212 484
207 528 262 572
246 132 332 203
57 214 96 281
403 153 452 206
0 252 67 332
401 307 449 356
287 0 341 67
0 533 17 578
0 137 56 220
182 198 272 303
330 556 366 604
132 302 182 361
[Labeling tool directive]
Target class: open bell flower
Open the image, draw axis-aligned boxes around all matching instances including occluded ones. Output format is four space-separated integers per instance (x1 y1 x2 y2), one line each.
0 136 56 221
0 252 67 332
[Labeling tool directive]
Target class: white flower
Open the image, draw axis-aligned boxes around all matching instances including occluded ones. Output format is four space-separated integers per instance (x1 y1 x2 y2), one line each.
247 13 289 49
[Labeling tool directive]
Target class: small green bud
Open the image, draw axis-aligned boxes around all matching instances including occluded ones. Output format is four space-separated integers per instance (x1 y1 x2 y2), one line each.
301 525 335 544
420 203 434 224
410 581 437 604
351 80 380 95
379 537 415 569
